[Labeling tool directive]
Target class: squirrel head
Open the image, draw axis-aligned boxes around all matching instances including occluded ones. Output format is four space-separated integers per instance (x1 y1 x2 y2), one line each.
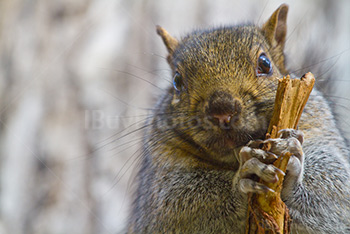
156 4 289 162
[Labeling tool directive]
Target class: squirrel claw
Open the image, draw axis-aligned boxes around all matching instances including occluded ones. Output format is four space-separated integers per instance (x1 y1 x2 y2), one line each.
239 178 275 194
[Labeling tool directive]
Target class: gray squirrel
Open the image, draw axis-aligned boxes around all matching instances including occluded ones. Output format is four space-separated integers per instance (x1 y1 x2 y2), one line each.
127 4 350 233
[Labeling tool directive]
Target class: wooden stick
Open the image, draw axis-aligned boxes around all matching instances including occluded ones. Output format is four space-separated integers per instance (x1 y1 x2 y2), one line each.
245 72 315 234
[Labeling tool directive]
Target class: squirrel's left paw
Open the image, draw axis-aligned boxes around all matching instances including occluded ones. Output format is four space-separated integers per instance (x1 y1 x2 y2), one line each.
237 129 304 196
264 129 304 197
265 129 304 177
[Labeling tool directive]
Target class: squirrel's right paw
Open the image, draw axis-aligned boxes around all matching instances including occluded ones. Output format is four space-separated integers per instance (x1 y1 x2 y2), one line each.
238 146 284 194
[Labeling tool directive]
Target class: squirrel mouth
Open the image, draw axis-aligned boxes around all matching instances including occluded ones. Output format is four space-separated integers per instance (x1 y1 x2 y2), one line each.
207 134 244 151
222 137 237 148
206 128 266 152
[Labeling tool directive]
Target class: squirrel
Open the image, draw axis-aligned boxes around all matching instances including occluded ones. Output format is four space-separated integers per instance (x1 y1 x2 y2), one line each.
127 4 350 233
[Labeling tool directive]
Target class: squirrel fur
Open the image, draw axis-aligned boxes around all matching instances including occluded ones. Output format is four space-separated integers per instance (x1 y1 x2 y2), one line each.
127 4 350 233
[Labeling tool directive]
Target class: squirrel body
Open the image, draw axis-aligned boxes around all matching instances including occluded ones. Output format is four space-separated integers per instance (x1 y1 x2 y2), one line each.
127 4 350 233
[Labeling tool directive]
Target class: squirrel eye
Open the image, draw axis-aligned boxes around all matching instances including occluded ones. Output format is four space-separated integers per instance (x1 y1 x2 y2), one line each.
173 72 183 92
257 53 273 76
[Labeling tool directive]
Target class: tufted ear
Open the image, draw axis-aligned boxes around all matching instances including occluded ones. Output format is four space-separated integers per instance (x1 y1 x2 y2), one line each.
156 25 179 55
262 4 289 49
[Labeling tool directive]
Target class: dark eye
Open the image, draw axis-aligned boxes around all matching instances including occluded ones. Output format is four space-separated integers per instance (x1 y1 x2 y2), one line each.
173 72 184 92
257 53 273 76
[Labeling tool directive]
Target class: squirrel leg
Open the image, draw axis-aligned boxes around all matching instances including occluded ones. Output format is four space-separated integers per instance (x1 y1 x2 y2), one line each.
238 129 304 196
238 147 284 194
239 157 283 193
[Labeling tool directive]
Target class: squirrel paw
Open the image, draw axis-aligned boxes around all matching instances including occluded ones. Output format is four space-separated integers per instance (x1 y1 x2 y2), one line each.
238 129 304 194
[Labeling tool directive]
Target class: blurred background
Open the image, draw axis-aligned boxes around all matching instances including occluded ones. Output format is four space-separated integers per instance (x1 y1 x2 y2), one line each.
0 0 349 233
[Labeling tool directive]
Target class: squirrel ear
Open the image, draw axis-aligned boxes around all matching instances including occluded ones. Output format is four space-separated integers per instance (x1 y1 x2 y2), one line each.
262 4 288 48
156 26 179 54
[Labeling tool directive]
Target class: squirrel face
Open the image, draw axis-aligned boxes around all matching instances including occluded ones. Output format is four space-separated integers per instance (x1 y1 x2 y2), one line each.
156 5 288 163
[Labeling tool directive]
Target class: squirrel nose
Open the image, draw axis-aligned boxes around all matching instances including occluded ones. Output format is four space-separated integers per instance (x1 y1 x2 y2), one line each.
212 114 233 125
206 91 242 127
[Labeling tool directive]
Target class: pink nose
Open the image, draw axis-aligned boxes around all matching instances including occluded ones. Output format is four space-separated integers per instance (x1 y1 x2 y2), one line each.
212 114 232 125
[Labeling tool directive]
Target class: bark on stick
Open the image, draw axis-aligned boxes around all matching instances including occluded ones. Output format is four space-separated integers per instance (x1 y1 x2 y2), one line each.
245 72 315 234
